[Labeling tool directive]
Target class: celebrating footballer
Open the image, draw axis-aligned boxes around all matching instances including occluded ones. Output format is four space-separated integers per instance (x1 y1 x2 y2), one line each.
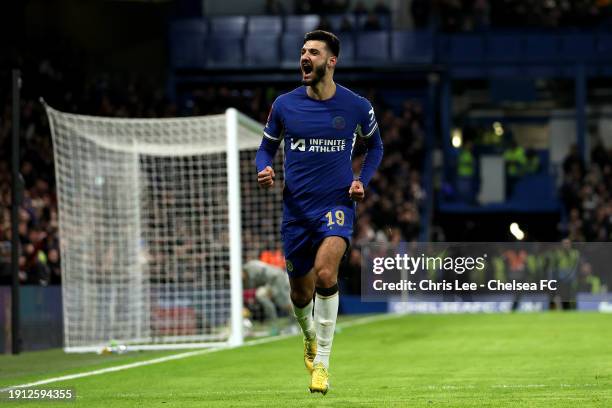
256 30 383 395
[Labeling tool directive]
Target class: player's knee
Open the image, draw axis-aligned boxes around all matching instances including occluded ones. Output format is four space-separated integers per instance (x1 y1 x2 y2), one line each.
290 287 312 307
314 265 337 288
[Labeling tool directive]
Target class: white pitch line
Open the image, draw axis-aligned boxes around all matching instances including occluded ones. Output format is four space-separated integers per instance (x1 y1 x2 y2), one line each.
1 313 400 392
0 349 220 392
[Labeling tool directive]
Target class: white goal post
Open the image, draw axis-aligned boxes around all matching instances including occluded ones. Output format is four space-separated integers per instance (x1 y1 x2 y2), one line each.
44 103 283 352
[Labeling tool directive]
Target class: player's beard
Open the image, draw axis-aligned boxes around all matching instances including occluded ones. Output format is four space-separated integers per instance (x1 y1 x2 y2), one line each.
301 62 327 86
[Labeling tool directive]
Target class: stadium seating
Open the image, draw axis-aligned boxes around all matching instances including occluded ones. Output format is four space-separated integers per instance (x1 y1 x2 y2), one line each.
247 16 283 34
356 13 391 31
284 15 320 33
327 14 356 32
169 18 208 69
337 33 355 63
281 33 304 67
245 34 280 66
391 31 434 64
355 32 389 61
207 34 243 67
210 16 247 35
167 17 612 71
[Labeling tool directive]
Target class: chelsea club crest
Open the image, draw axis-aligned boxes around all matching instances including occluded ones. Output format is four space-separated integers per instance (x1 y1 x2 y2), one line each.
332 116 346 130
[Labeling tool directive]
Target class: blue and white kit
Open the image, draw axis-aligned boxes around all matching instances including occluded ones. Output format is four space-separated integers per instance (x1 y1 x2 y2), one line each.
256 84 383 277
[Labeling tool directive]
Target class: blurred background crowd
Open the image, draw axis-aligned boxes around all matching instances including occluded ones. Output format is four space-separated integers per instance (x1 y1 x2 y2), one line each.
0 56 427 286
266 0 612 31
2 0 612 290
560 141 612 242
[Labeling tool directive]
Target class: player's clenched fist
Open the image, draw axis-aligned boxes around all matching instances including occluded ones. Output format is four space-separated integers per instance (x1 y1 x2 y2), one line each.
257 166 275 189
348 180 365 201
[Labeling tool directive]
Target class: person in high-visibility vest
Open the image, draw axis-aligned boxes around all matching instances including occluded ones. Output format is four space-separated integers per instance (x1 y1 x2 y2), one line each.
503 140 526 199
555 239 580 282
554 239 580 307
576 262 602 294
458 145 475 177
456 140 476 203
525 148 540 174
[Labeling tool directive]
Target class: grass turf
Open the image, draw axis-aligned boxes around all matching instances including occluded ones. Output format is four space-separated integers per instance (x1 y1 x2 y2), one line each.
1 312 611 407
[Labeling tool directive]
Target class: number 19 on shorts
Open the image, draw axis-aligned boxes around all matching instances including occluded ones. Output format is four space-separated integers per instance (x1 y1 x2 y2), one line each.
325 210 345 226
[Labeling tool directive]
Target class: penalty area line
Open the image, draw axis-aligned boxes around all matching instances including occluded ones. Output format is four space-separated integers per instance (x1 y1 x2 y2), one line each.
1 313 400 392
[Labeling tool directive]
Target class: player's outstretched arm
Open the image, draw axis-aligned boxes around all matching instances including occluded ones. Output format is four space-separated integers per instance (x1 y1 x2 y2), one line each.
350 127 383 200
255 137 280 189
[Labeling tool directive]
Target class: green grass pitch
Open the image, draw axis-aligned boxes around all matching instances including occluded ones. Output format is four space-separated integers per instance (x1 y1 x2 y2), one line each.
1 312 611 407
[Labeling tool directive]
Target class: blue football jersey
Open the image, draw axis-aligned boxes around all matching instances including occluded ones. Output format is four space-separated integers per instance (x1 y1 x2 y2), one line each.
262 84 378 222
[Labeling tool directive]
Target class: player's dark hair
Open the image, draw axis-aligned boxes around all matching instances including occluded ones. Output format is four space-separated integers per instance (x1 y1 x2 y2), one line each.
303 30 340 57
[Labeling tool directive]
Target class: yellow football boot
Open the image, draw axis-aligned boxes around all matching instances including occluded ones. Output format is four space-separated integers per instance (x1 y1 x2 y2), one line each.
304 336 317 373
308 362 329 395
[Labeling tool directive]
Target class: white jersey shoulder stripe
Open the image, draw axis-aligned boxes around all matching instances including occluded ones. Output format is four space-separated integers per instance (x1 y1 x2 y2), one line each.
263 131 281 141
361 122 379 138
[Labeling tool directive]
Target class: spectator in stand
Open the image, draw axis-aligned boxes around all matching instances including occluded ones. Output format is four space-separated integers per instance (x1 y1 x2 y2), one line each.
560 142 612 241
325 0 350 14
591 138 610 169
317 16 333 31
373 0 391 15
563 144 585 178
352 97 426 246
411 0 431 28
339 15 354 31
456 139 476 203
47 247 61 284
437 0 463 32
577 261 602 294
265 0 286 15
503 139 526 198
353 0 368 16
423 0 611 31
0 241 10 285
524 148 540 175
0 52 427 291
472 0 490 29
363 12 382 30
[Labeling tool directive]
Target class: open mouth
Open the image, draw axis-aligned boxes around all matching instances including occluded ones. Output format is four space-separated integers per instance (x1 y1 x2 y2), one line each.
302 62 313 74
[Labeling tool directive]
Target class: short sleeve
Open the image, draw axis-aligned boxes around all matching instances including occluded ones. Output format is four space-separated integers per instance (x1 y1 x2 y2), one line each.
357 97 378 138
263 99 284 141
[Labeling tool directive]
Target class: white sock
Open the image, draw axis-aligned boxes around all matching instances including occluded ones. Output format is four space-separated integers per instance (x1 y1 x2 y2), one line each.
293 299 315 340
313 290 339 369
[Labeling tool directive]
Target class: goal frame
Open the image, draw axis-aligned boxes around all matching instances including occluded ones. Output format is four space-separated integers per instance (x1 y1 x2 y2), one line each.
44 102 268 352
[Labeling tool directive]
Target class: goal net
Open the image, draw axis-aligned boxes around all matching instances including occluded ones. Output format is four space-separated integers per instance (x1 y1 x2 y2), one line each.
44 104 284 352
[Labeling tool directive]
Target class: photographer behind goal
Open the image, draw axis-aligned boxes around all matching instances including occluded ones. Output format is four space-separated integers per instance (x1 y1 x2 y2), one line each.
243 260 292 331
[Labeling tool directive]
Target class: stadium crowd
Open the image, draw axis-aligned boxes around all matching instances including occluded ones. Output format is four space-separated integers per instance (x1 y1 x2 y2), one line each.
421 0 612 32
560 140 612 242
0 57 426 287
264 0 612 32
0 58 176 286
265 0 391 31
267 0 390 16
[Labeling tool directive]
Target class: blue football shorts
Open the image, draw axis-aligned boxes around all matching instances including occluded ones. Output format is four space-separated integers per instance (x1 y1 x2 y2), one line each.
281 203 355 278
